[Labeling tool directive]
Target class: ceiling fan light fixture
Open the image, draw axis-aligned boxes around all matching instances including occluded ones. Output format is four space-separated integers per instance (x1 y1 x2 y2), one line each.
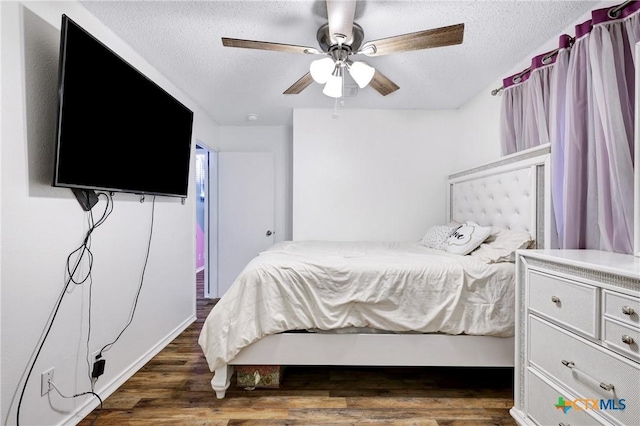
348 61 375 88
323 66 343 98
309 57 335 84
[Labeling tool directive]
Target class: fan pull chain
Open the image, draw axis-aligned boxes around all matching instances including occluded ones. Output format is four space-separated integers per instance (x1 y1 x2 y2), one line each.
332 73 347 118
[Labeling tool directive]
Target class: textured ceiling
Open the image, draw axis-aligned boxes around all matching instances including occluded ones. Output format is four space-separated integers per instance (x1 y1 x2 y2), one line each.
81 1 598 126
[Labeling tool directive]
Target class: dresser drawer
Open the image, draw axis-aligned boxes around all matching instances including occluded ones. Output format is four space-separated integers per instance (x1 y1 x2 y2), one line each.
603 290 640 328
526 367 601 426
603 317 640 362
529 315 639 426
528 270 598 338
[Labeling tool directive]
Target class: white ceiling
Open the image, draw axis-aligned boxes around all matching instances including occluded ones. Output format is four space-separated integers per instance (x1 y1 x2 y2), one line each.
81 1 599 126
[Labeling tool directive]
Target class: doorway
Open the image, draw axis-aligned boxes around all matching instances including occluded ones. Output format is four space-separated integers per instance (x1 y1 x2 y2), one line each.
217 152 275 297
195 144 218 298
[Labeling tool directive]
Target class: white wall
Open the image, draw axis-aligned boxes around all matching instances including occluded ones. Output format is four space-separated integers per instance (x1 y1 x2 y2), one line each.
218 125 292 240
453 88 503 172
217 107 491 245
1 2 219 425
293 108 464 242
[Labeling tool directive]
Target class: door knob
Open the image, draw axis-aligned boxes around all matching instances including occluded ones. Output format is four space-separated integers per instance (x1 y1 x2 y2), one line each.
266 230 273 236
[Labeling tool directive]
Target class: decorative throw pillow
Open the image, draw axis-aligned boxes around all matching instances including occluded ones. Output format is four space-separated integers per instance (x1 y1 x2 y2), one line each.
419 224 458 250
443 222 492 255
470 227 534 263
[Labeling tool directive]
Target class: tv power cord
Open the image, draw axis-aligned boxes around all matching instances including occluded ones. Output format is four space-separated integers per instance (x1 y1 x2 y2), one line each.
48 380 103 425
15 192 112 426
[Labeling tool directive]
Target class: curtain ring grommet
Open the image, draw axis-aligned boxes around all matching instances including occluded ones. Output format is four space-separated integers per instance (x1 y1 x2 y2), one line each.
607 0 632 20
608 8 622 19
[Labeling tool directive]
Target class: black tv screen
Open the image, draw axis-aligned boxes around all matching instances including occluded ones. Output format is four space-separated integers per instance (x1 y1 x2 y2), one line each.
54 15 193 198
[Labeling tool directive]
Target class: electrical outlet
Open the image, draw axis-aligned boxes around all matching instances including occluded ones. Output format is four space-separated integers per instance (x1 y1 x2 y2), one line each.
41 368 54 396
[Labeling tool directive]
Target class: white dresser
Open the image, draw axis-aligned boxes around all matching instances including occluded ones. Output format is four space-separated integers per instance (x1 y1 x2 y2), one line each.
511 250 640 426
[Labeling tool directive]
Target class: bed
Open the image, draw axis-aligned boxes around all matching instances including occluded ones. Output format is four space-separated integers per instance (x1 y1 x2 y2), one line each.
199 144 551 398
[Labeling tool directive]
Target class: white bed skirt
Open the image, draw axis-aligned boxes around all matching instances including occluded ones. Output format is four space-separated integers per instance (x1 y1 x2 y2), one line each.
210 333 514 398
231 332 514 366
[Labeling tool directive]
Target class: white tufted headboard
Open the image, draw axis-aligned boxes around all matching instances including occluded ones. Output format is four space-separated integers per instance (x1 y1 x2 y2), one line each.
447 144 551 249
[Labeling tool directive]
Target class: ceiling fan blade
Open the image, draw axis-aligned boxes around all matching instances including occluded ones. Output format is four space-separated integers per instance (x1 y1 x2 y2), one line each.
222 38 319 55
326 0 356 45
360 23 464 57
284 72 314 95
369 70 399 96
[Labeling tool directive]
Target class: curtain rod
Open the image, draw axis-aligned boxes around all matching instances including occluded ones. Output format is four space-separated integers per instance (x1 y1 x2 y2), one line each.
490 46 563 96
609 0 634 19
490 0 633 96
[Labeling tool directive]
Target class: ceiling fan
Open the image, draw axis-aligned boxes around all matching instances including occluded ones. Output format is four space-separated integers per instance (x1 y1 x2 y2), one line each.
221 0 464 98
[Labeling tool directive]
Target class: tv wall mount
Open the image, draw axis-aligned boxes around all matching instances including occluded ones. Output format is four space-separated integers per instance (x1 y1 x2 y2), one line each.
72 188 98 211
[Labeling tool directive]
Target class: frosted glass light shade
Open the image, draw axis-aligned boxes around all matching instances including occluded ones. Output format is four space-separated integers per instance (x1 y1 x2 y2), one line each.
348 61 375 88
323 74 343 98
309 58 335 84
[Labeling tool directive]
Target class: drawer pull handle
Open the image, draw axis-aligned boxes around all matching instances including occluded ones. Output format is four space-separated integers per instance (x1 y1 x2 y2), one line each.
622 335 635 345
622 306 635 315
599 382 615 391
561 360 575 368
561 360 615 392
559 423 570 426
551 296 561 303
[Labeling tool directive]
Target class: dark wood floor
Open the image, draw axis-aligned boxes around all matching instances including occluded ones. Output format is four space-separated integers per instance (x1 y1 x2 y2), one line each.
81 271 516 425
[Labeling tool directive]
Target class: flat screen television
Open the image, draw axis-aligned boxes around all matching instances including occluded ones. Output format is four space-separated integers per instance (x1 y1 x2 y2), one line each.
54 15 194 199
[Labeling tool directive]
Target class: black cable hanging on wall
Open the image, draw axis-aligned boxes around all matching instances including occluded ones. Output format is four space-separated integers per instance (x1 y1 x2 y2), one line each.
16 193 113 426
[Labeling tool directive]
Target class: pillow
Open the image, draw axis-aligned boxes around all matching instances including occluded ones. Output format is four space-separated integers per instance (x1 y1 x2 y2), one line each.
443 222 492 255
470 227 534 263
419 224 458 250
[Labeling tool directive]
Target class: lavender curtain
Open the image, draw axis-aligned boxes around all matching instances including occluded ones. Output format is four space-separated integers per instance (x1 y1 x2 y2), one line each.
549 35 572 246
587 8 638 253
501 1 638 254
561 21 596 250
500 84 522 155
500 52 557 155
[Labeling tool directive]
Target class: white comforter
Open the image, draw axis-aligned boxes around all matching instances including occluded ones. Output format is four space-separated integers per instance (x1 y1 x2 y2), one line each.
199 241 515 372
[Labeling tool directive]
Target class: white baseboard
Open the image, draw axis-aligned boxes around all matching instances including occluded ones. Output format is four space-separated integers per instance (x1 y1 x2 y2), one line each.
62 315 196 425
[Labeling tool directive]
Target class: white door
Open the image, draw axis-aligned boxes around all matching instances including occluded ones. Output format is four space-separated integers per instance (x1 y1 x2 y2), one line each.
207 149 218 298
217 152 275 297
